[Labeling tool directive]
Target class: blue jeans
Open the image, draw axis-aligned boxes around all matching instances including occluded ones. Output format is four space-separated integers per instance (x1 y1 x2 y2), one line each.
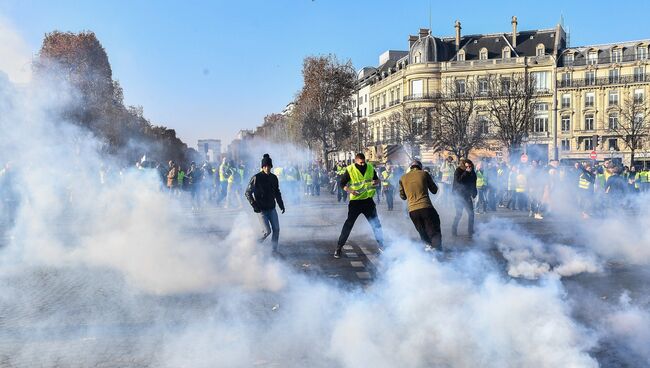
257 208 280 250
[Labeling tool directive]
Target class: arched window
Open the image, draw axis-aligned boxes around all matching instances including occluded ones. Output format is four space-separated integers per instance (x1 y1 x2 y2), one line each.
457 50 465 61
414 52 422 63
479 48 488 60
502 47 511 59
536 44 545 57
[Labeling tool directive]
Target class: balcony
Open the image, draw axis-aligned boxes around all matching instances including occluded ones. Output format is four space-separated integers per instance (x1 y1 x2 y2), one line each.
560 53 649 67
388 99 401 107
557 73 650 88
403 93 439 101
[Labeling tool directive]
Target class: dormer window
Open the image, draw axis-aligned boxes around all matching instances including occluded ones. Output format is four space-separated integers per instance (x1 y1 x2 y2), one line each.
637 46 648 60
414 52 421 63
536 44 545 57
611 48 622 63
502 47 511 59
457 50 465 61
587 51 598 65
563 53 574 66
479 48 488 60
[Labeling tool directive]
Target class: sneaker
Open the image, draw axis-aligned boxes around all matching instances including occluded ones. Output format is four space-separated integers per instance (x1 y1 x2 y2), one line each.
424 245 436 252
534 213 544 220
333 248 342 259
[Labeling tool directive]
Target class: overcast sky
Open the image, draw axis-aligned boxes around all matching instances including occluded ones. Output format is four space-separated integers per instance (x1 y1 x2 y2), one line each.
2 0 649 149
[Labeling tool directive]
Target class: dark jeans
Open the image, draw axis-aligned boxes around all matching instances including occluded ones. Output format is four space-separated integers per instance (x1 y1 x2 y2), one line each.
409 207 441 249
257 208 280 250
452 196 474 236
337 199 384 248
476 187 487 213
383 186 394 210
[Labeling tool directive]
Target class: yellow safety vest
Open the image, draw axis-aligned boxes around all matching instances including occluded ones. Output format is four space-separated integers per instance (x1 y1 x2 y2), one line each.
382 170 393 186
578 173 591 190
273 167 284 181
219 164 229 182
640 171 650 183
515 173 526 193
476 171 487 188
304 173 313 185
347 163 376 201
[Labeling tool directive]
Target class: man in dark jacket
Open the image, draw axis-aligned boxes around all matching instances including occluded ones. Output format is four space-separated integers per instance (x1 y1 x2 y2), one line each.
451 158 477 237
399 160 441 251
245 154 285 252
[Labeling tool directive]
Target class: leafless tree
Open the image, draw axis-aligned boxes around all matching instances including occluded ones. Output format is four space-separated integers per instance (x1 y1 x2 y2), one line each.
294 55 356 169
432 79 487 159
389 105 433 159
612 91 650 164
484 73 538 156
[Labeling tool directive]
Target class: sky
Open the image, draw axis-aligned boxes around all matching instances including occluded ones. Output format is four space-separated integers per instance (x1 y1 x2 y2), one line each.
1 0 650 149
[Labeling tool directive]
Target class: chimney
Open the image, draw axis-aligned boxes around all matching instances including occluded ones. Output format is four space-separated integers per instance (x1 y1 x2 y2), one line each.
454 20 461 51
511 16 518 48
419 28 430 38
409 35 418 48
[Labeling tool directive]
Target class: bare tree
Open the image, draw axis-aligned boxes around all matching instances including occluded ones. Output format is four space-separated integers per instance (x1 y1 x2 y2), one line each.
484 73 537 156
390 105 432 159
612 91 650 164
294 55 356 168
432 79 487 159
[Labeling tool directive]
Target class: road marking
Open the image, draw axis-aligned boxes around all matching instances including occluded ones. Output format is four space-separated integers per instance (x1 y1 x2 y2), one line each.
342 245 353 250
359 246 380 269
356 272 371 279
345 252 359 258
350 261 364 268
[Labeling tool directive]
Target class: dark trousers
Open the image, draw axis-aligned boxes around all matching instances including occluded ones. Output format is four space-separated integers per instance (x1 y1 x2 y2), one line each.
409 207 441 249
383 186 394 210
337 199 384 248
476 187 487 213
452 196 474 236
257 208 280 250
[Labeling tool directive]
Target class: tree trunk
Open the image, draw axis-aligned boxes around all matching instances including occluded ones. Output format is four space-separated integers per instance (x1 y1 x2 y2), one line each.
630 149 636 167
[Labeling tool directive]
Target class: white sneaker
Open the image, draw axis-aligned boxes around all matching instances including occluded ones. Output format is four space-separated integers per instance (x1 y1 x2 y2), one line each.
534 214 544 220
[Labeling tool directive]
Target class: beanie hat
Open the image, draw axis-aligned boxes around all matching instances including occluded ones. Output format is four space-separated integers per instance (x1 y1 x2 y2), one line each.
261 153 273 168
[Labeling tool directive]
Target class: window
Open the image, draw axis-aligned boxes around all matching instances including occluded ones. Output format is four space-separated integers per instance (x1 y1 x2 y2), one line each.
584 138 594 151
585 71 596 86
478 117 489 135
534 103 549 112
634 67 645 82
609 113 619 130
390 90 394 103
478 78 489 94
585 92 595 108
634 89 645 104
532 71 549 91
363 108 366 117
502 47 511 59
563 53 574 66
637 46 647 61
587 51 598 65
414 52 421 63
635 113 644 128
536 44 545 57
585 114 595 130
501 78 511 93
411 79 423 98
611 49 622 63
561 116 571 132
370 99 374 111
561 72 572 87
396 87 400 101
561 139 571 151
479 48 488 60
533 117 548 133
455 79 466 94
608 138 619 151
609 69 620 84
457 51 465 61
562 94 571 109
609 91 619 106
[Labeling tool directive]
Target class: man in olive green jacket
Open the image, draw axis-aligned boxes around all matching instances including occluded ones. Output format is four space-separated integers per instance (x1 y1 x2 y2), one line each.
399 160 441 251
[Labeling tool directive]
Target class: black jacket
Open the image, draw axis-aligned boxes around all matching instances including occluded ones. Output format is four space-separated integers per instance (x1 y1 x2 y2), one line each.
245 172 285 212
452 167 477 198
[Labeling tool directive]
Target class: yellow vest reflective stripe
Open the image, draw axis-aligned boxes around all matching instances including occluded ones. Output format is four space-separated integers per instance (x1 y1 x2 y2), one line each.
578 174 591 190
640 171 650 183
347 163 376 201
219 164 229 181
515 173 526 193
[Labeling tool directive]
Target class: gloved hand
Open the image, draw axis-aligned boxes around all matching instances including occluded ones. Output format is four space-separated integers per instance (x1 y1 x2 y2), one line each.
252 203 261 213
281 208 286 214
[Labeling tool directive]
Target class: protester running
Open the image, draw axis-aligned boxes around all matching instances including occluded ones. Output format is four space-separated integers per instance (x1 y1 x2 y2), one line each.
399 160 441 251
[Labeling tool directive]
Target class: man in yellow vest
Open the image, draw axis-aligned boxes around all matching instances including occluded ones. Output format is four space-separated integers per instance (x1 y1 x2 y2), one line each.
334 153 384 258
218 157 230 204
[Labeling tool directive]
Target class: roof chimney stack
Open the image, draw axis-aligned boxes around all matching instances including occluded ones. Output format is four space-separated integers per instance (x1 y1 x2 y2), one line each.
454 20 461 51
419 28 430 38
511 16 518 48
408 35 418 48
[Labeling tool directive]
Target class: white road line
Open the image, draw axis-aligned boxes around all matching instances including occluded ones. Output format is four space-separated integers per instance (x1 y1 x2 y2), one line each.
342 245 353 250
350 261 364 268
356 272 371 280
359 246 380 269
345 252 359 258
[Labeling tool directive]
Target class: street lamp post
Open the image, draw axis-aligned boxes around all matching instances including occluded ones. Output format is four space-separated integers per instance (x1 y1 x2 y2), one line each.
551 53 560 161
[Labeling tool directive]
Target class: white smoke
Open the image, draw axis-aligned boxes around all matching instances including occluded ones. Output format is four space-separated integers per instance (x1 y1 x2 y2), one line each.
0 16 32 84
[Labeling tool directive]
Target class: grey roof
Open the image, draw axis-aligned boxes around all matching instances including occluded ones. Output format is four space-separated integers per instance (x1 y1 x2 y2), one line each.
458 29 559 61
559 40 650 67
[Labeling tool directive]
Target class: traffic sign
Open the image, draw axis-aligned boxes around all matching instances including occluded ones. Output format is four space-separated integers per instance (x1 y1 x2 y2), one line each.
520 153 528 163
589 151 597 160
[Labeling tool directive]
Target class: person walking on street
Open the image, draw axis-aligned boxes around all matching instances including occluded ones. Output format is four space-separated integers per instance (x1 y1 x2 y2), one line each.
334 153 384 258
245 154 285 253
451 158 477 237
382 163 395 211
399 160 442 251
475 162 488 214
166 160 178 192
